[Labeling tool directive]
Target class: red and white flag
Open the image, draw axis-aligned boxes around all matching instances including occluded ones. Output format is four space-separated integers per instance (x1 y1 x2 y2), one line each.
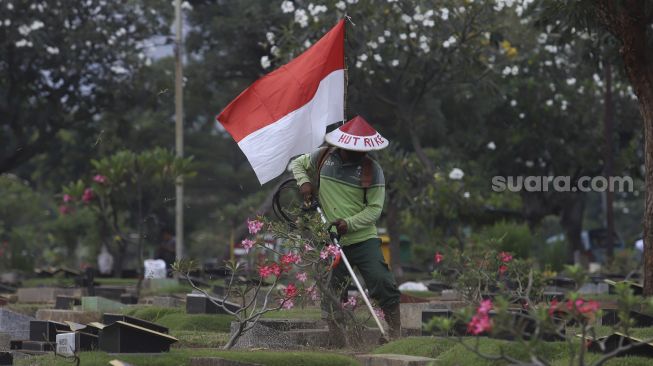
217 20 345 184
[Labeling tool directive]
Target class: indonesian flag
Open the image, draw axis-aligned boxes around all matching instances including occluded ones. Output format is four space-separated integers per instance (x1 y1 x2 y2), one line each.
217 20 345 184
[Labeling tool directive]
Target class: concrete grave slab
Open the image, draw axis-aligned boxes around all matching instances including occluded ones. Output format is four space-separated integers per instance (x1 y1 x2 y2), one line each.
81 297 125 312
355 354 437 366
36 309 101 325
0 308 35 340
17 287 84 303
151 296 183 308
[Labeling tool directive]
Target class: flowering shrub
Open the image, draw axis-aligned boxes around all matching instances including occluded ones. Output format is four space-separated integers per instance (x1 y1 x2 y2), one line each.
177 212 385 349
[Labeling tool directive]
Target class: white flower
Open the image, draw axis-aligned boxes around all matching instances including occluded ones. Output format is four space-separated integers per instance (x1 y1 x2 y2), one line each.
7 3 14 10
15 39 32 48
502 66 512 76
391 59 399 67
335 1 346 10
294 9 309 28
110 65 128 74
487 141 496 150
46 46 59 55
180 1 193 10
537 33 547 44
419 35 428 43
260 55 271 69
270 45 280 56
346 0 358 3
266 32 275 44
420 43 430 53
304 39 312 48
384 30 391 37
413 13 424 22
463 192 470 199
18 25 31 36
440 8 449 20
545 99 553 106
373 54 382 62
30 20 44 31
281 0 295 13
525 160 534 168
358 53 368 61
308 4 327 16
566 77 576 86
425 9 434 17
355 61 363 68
409 32 416 38
4 19 11 27
401 14 412 23
511 65 519 75
510 99 517 107
544 44 558 53
367 41 378 49
399 33 407 40
449 168 464 180
442 35 456 48
378 36 385 44
423 19 435 27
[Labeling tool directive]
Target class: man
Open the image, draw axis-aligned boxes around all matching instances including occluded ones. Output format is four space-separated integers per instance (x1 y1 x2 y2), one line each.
290 116 401 342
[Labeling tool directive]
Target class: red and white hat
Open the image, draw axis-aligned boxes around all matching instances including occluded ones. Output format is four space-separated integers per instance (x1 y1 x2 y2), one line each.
324 116 389 151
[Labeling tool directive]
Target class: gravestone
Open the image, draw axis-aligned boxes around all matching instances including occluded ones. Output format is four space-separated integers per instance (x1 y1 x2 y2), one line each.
81 296 125 312
604 279 644 296
586 332 653 357
120 293 138 305
103 313 169 334
186 294 241 314
98 321 177 353
601 310 653 327
55 295 81 310
0 308 35 340
29 320 71 342
0 352 11 366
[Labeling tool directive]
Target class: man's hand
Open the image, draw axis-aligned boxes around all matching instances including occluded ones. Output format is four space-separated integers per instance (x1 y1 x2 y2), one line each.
299 182 314 203
331 219 348 236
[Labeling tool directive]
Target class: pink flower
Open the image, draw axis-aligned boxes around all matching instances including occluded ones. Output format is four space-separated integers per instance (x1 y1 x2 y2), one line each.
93 174 108 184
320 245 340 260
281 253 301 266
269 263 281 277
63 194 73 203
82 188 94 203
296 272 307 283
258 265 273 279
306 284 320 301
434 252 443 264
281 298 294 310
285 283 298 298
498 265 508 274
58 205 73 215
548 299 559 317
374 307 385 321
241 239 255 253
478 299 493 315
247 218 264 235
499 252 513 263
579 300 600 314
468 313 492 335
342 296 357 309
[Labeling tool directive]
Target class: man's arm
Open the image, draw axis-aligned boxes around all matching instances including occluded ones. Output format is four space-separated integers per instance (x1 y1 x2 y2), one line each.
289 153 312 187
342 185 385 232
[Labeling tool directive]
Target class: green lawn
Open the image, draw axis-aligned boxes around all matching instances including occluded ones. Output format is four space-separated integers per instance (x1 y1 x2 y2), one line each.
15 349 359 366
374 336 653 366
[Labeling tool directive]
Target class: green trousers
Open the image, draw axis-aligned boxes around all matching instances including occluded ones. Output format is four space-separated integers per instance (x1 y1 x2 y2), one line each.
321 237 401 315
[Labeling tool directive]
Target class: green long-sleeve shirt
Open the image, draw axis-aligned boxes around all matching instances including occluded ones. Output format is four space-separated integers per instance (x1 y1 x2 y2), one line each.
290 148 385 246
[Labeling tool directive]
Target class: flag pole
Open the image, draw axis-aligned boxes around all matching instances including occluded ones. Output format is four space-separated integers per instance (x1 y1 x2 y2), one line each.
343 15 348 122
174 0 184 263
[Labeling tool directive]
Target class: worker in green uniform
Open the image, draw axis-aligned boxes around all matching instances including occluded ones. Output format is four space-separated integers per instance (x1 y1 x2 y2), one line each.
290 116 401 344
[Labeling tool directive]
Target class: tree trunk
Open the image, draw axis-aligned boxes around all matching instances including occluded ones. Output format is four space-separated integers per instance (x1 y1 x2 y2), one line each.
559 193 586 266
386 193 404 279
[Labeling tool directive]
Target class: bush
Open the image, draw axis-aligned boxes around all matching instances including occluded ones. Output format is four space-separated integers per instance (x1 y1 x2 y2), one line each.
471 221 535 259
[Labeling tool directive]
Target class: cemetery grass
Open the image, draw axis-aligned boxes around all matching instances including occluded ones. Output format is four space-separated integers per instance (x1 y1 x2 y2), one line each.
14 349 359 366
374 337 653 365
